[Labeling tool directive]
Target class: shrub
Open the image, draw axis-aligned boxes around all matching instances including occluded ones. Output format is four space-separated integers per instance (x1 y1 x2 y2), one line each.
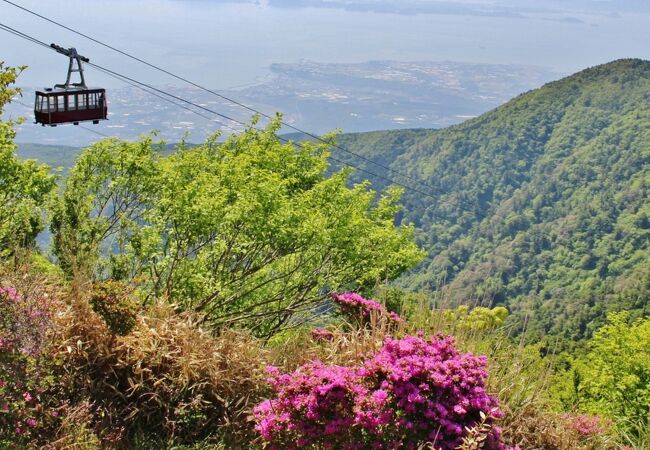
310 327 335 342
562 414 612 437
332 292 403 327
444 305 509 332
0 283 63 447
254 333 511 449
56 301 270 447
562 312 650 440
500 405 616 450
89 280 138 335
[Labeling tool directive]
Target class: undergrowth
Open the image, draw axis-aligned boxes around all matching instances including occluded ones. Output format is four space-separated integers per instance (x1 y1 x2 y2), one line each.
0 264 641 449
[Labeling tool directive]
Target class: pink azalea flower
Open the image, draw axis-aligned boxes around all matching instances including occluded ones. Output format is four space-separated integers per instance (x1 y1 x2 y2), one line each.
331 292 403 325
311 327 335 342
253 334 511 449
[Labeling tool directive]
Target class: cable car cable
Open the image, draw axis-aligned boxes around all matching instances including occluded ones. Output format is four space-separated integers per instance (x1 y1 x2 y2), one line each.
85 62 450 202
0 20 490 218
91 65 239 132
78 124 112 139
0 22 52 50
0 0 450 196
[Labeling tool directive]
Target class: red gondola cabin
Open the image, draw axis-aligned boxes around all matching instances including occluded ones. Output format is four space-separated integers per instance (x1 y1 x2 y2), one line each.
34 87 107 126
34 44 108 126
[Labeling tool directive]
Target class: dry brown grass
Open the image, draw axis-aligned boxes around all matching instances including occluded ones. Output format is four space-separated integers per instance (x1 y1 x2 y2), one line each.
54 297 271 448
268 311 403 370
47 400 101 450
502 405 619 450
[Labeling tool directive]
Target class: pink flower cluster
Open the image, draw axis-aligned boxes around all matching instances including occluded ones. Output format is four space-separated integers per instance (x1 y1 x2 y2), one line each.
253 334 511 449
1 285 62 443
0 287 19 302
563 414 612 436
0 285 59 357
332 292 403 325
310 327 334 342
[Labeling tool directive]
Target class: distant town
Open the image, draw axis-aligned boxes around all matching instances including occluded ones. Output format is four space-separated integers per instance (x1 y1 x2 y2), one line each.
8 60 558 146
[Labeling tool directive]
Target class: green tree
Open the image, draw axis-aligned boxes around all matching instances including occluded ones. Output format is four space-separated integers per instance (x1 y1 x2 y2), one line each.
53 119 424 336
572 312 650 438
50 135 160 279
0 63 56 258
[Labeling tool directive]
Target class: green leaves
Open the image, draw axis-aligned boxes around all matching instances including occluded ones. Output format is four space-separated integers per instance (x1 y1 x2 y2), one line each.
0 63 56 257
54 118 423 336
51 137 160 277
569 313 650 439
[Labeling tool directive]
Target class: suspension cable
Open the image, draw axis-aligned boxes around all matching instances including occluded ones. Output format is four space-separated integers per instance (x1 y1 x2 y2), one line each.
0 18 490 217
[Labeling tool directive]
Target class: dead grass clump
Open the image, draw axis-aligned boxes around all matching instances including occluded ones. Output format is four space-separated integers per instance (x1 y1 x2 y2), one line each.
501 404 618 449
55 300 270 448
46 400 101 450
268 311 401 370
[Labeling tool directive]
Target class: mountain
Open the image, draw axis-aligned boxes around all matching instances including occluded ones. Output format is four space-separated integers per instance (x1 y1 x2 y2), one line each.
15 143 81 172
15 59 650 342
337 59 650 341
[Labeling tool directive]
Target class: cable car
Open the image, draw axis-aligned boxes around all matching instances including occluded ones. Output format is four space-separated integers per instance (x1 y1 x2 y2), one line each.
34 44 107 126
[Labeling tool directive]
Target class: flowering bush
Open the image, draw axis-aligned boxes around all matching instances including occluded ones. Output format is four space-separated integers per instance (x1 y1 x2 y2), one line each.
0 285 62 446
254 362 364 448
0 286 59 356
254 333 511 449
332 292 403 326
310 327 335 342
562 414 612 436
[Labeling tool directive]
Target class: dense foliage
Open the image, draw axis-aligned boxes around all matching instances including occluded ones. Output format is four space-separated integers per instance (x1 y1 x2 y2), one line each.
556 312 650 439
0 63 56 257
51 121 423 336
337 59 650 341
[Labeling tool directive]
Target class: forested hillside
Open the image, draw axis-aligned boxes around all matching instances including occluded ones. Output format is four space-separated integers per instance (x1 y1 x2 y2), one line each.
16 60 650 341
338 59 650 341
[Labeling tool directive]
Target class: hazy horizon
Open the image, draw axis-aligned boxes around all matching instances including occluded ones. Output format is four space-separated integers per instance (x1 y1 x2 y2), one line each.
2 0 649 90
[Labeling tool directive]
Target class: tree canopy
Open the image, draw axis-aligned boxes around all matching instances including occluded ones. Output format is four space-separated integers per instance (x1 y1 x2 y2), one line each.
52 120 424 336
0 62 55 258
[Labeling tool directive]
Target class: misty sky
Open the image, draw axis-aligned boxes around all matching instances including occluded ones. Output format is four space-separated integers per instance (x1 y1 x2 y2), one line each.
1 0 649 89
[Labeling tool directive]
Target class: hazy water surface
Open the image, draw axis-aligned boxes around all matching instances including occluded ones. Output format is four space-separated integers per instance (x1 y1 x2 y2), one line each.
2 0 649 89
